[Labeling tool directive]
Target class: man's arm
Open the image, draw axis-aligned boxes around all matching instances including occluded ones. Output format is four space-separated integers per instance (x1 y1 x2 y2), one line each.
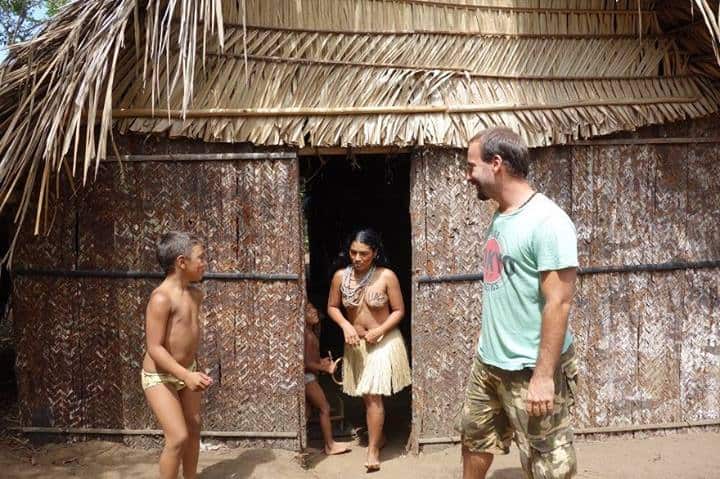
526 267 576 416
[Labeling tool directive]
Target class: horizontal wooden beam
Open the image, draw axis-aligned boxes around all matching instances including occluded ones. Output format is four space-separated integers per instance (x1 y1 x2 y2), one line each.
417 419 720 445
11 426 297 439
568 137 720 146
208 52 687 82
103 152 296 162
112 97 700 119
226 22 660 39
416 259 720 284
13 268 300 282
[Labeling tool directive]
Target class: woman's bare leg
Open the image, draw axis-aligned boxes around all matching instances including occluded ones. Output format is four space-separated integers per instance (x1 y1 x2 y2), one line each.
363 394 384 468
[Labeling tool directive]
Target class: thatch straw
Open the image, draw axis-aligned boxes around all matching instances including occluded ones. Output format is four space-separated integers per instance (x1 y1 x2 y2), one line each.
0 0 224 265
1 0 720 263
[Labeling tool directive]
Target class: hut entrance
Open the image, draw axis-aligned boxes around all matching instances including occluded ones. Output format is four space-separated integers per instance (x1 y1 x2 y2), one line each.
301 152 413 447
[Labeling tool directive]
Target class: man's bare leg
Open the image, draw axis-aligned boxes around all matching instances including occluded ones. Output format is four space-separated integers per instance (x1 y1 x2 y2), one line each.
306 381 351 454
145 385 188 479
462 447 494 479
363 394 384 469
178 387 202 479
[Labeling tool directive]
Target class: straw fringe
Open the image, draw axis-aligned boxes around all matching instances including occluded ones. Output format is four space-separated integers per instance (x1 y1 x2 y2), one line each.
342 329 412 397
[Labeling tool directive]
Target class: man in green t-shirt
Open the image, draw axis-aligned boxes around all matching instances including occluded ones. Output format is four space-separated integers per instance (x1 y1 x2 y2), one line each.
458 127 579 479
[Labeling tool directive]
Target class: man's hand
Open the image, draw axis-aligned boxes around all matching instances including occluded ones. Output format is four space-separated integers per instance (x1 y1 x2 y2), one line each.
184 371 213 392
526 373 554 416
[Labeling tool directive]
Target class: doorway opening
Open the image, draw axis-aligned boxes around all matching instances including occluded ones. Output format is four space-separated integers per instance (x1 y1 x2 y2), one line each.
301 152 412 448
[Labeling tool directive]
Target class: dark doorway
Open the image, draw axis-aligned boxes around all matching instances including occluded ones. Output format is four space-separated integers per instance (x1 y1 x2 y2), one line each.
301 152 412 445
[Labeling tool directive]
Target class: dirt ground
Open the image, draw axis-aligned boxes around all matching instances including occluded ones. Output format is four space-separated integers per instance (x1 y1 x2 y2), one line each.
1 430 719 479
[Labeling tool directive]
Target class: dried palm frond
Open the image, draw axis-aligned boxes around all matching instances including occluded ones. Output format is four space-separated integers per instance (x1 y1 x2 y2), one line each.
0 0 224 265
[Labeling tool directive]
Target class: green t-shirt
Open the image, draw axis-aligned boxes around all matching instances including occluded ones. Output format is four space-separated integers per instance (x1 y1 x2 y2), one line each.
477 192 578 370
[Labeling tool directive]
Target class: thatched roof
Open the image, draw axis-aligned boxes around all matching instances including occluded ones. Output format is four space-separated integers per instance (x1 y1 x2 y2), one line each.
1 0 720 262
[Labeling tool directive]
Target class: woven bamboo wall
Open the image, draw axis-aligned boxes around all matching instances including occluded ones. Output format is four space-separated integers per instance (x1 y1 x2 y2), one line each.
411 129 720 445
12 140 305 449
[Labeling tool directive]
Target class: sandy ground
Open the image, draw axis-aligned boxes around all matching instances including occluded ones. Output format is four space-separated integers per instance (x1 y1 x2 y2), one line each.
1 431 719 479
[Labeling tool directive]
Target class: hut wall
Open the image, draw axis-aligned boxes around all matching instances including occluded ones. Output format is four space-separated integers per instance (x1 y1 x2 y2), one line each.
411 118 720 448
12 137 306 449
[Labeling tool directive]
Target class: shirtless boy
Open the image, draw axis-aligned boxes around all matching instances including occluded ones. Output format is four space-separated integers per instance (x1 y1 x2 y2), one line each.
141 231 213 479
304 301 351 455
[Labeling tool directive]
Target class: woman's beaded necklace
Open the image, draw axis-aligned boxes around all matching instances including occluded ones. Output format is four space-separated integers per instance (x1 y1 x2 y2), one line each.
341 264 376 307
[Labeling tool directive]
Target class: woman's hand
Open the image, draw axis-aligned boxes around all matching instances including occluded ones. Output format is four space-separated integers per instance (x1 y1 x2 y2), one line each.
354 323 368 338
343 325 361 346
365 327 385 344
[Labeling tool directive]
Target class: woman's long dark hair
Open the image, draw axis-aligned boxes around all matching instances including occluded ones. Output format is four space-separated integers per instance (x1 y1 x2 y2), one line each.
338 228 390 268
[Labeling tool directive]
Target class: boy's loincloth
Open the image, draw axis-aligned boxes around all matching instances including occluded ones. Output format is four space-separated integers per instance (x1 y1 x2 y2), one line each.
141 361 197 391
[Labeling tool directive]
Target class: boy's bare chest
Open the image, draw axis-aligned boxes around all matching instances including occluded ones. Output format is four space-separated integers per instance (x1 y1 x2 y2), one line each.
170 296 200 331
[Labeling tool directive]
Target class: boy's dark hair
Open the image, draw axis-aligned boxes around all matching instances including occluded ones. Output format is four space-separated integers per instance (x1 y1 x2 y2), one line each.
156 231 202 274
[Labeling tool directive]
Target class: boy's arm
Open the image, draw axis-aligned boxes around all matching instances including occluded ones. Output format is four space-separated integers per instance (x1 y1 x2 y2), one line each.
304 331 331 373
145 291 193 381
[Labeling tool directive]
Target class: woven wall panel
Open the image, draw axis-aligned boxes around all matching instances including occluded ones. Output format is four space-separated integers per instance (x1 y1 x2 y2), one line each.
13 276 83 428
78 278 123 429
118 280 157 430
410 147 490 442
413 282 481 439
419 147 494 276
681 269 720 422
636 272 682 425
13 151 304 448
527 146 572 213
687 146 720 261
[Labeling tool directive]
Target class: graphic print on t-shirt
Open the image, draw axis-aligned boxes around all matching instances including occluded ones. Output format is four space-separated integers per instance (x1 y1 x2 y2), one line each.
483 235 518 291
483 236 503 284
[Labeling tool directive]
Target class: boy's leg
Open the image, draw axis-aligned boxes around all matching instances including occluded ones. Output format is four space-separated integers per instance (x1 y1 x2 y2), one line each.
144 384 189 479
305 380 350 454
178 387 202 479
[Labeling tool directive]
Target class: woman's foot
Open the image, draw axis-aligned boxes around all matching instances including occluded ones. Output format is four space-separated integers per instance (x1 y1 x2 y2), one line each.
324 441 352 455
364 447 381 472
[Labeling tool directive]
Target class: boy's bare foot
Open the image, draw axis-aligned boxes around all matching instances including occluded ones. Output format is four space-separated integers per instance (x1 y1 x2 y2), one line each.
324 441 352 455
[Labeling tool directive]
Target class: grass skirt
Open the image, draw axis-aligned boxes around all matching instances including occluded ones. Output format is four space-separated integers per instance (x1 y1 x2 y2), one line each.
342 328 412 397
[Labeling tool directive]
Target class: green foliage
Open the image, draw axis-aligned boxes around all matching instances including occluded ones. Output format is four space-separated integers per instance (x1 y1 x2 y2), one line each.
0 0 68 47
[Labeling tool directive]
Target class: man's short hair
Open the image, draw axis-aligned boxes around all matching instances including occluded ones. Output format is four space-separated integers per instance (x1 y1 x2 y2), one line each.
470 126 529 178
156 231 202 273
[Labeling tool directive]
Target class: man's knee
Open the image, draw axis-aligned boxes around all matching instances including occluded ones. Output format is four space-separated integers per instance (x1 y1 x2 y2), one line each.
522 443 577 479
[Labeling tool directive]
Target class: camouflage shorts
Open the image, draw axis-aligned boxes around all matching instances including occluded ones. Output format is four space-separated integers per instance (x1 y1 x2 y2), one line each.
456 345 579 479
